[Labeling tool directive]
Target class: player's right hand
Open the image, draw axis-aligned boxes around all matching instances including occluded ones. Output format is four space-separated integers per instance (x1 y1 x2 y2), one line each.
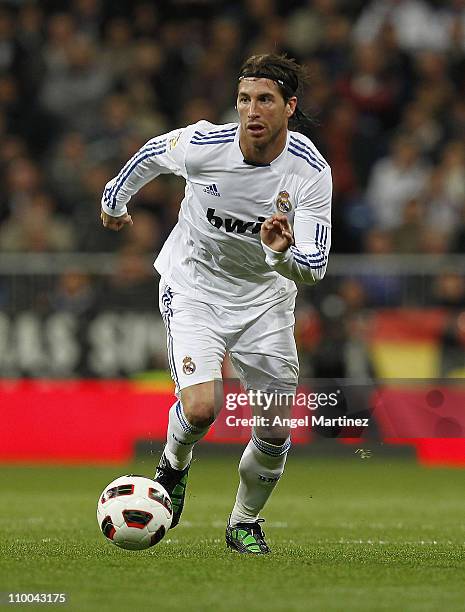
100 209 133 231
260 213 293 252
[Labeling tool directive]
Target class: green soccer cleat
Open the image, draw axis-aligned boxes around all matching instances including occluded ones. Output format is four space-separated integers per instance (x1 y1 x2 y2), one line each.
225 519 270 554
154 453 190 529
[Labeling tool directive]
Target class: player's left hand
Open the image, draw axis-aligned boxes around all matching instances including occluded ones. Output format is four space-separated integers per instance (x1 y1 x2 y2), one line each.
100 209 133 231
260 214 293 252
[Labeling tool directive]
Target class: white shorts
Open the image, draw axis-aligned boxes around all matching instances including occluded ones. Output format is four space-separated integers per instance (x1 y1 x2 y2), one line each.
159 279 299 395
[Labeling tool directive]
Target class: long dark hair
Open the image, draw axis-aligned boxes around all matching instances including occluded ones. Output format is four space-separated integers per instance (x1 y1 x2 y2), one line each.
238 53 317 137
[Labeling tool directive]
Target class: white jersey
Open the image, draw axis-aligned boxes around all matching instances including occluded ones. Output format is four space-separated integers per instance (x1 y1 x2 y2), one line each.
101 121 332 306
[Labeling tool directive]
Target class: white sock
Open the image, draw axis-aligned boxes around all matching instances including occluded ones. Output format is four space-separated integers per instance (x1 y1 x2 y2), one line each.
164 400 209 470
229 432 291 525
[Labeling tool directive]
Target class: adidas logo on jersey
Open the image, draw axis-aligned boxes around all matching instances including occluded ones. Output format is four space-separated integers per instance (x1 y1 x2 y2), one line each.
203 183 221 197
207 208 265 234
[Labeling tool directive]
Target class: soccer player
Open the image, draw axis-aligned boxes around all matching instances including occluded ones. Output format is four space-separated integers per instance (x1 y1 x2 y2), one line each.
101 54 332 554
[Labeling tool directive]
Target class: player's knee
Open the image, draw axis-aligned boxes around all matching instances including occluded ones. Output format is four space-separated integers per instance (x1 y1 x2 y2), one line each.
181 396 216 429
254 425 290 447
180 382 219 429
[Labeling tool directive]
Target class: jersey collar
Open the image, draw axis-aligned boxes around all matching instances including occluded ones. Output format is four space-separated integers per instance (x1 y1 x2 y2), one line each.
232 126 290 169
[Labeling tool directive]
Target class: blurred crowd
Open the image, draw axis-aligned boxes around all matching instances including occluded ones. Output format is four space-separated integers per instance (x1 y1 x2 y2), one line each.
0 0 464 376
0 0 465 258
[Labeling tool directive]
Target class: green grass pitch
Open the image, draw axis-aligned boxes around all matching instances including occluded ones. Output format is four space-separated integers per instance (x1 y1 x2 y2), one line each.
1 452 464 611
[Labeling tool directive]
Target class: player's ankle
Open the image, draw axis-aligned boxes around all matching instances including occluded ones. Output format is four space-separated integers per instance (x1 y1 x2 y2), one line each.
229 509 259 527
164 447 192 471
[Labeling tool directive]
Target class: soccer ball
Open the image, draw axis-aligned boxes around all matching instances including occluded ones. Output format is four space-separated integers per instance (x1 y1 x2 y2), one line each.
97 475 172 550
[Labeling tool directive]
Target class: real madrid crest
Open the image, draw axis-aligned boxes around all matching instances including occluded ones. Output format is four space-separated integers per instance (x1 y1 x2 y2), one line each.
276 190 292 213
182 356 196 375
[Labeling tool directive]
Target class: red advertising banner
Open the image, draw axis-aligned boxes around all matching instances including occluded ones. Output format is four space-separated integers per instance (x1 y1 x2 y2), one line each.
2 380 465 465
